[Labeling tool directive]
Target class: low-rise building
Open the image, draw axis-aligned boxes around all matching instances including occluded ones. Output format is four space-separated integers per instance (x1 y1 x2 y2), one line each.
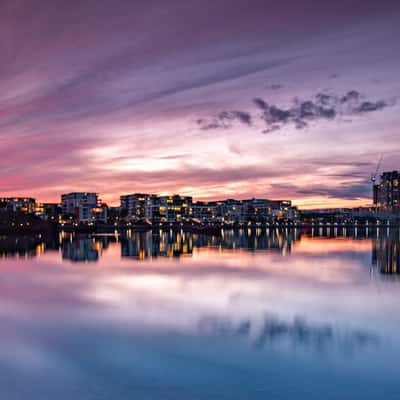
219 199 246 224
120 193 153 220
35 203 62 221
120 193 193 223
157 195 193 223
193 198 299 224
191 201 220 223
61 192 100 223
268 200 299 221
92 203 108 223
0 197 36 214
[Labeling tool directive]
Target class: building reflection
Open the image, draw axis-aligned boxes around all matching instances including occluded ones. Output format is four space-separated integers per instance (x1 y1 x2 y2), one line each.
0 228 399 275
0 234 61 259
121 230 195 259
120 228 300 259
372 229 400 274
61 234 118 262
62 236 99 262
0 235 44 258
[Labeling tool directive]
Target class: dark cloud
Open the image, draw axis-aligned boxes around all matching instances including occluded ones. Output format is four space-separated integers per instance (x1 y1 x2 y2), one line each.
272 179 371 201
297 182 371 200
198 90 394 133
253 98 268 109
256 90 391 132
231 111 252 125
340 90 360 103
266 83 283 90
354 100 387 113
198 110 252 130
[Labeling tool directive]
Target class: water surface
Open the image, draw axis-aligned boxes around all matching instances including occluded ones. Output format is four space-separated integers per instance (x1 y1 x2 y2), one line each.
0 228 399 399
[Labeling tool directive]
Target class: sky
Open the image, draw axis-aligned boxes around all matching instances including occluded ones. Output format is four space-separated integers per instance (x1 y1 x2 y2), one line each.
1 0 400 208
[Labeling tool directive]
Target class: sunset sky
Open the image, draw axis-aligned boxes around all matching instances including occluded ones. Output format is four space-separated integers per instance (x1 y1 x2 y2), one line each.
1 0 399 208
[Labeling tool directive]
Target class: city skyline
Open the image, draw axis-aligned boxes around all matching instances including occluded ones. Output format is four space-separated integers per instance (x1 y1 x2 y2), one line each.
1 1 400 208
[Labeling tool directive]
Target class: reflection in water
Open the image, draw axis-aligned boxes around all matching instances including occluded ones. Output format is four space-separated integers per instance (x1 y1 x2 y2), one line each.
372 229 400 274
62 236 99 262
120 228 300 258
198 315 379 353
0 235 45 258
1 228 400 275
121 231 194 259
1 229 400 399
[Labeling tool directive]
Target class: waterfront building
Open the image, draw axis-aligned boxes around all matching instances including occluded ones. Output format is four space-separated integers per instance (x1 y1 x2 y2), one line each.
217 198 298 224
191 201 220 223
91 203 108 223
157 195 193 223
120 194 193 223
373 171 400 214
61 192 100 222
267 200 299 221
120 193 153 220
0 197 36 214
107 206 121 223
191 198 299 225
219 199 246 224
242 198 272 222
35 203 62 221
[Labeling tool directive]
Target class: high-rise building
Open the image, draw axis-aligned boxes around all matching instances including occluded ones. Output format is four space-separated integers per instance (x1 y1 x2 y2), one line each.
373 171 400 214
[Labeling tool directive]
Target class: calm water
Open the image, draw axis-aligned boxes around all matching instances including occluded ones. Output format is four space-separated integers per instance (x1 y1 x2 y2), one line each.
1 227 399 399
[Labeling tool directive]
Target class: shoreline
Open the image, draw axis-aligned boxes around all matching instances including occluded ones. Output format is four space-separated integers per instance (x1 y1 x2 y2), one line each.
0 220 399 236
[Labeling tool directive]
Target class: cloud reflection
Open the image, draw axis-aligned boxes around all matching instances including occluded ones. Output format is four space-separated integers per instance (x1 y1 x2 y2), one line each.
198 315 380 353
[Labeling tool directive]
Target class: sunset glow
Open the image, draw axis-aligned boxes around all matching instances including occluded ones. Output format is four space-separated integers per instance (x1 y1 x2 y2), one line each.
1 1 399 207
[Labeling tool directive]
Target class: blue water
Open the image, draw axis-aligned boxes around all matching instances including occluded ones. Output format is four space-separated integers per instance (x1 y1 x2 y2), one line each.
0 228 399 399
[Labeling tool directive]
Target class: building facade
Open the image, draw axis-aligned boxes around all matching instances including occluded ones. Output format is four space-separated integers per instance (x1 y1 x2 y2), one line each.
156 195 193 223
0 197 36 214
120 194 193 223
373 171 400 214
192 201 220 223
118 193 299 225
120 193 153 220
35 202 62 221
61 192 101 222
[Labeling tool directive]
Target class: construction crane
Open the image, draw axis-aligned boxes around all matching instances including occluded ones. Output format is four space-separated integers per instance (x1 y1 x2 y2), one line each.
371 154 383 185
371 154 383 213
